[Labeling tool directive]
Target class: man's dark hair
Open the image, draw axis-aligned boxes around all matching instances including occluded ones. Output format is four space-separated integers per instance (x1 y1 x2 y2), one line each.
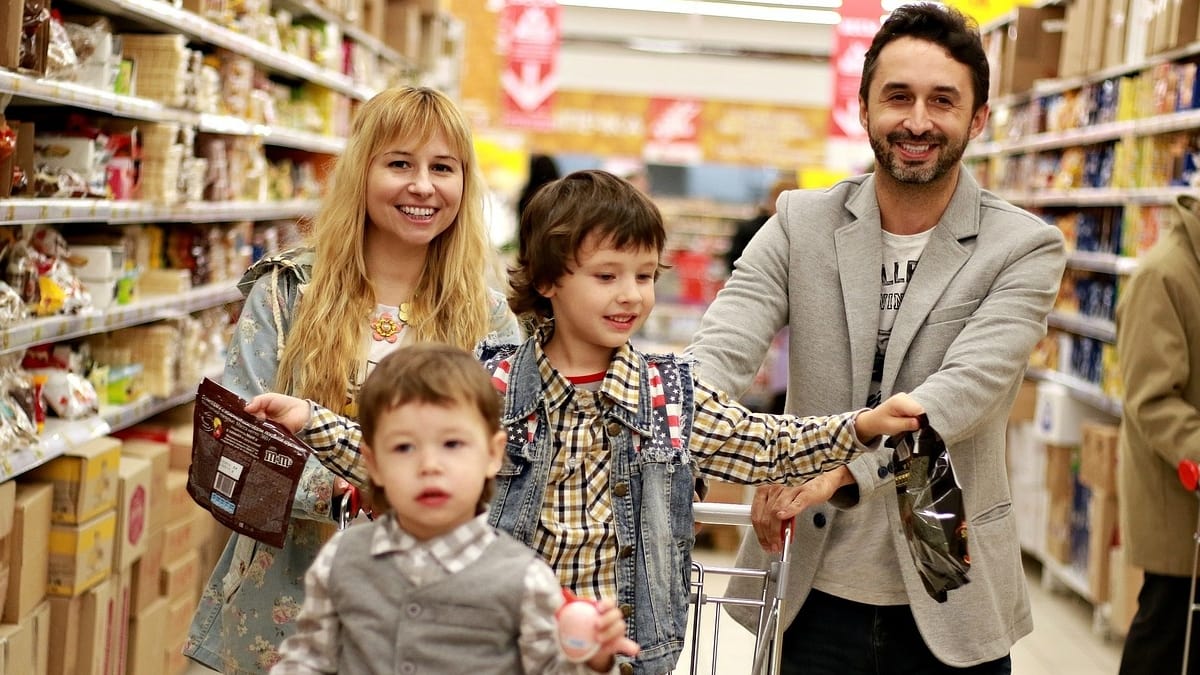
858 3 989 113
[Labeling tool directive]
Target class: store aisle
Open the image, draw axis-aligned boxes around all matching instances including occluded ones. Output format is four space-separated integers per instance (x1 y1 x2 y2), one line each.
183 551 1124 675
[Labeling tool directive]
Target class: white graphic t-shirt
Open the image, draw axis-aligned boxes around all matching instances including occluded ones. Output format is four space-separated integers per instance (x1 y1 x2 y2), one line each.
814 226 935 606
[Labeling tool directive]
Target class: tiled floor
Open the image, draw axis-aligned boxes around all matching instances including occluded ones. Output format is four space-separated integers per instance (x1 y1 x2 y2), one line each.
185 550 1126 675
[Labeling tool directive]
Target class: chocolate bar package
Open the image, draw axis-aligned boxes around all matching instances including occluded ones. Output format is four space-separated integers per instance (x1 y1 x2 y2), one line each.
188 378 308 547
888 416 971 603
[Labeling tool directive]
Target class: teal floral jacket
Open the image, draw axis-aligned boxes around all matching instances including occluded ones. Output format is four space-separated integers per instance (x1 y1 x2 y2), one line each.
183 248 521 674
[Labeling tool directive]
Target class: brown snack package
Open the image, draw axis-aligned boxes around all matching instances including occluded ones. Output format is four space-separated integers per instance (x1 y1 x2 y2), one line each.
188 378 308 548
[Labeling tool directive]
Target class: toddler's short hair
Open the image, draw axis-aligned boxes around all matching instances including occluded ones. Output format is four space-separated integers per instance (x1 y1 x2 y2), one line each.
357 343 503 512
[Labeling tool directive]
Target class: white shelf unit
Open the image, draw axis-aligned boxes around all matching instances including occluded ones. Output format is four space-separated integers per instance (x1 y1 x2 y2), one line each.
0 282 241 357
67 0 376 100
0 198 320 226
0 0 413 486
0 321 232 483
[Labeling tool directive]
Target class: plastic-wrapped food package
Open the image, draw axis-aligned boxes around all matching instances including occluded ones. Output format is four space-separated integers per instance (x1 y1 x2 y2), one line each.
888 417 971 603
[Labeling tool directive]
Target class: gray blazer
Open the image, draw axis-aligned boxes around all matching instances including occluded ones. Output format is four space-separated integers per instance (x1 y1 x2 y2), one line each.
690 170 1066 667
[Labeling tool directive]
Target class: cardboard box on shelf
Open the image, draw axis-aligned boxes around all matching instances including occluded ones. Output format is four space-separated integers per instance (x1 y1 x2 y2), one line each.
107 569 131 675
1044 444 1076 565
162 510 199 566
697 481 749 553
160 550 199 603
165 590 197 650
120 440 170 535
1080 422 1119 493
383 1 423 63
1010 379 1039 424
1001 5 1066 95
130 529 164 614
0 616 33 675
47 575 116 675
165 470 193 527
4 484 52 624
47 511 116 597
1059 0 1094 79
0 598 49 675
127 596 167 675
1086 492 1118 604
27 437 121 525
114 457 151 570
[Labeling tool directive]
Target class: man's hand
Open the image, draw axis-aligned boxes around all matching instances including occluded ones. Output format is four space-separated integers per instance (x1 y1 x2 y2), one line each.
750 466 854 553
244 393 312 434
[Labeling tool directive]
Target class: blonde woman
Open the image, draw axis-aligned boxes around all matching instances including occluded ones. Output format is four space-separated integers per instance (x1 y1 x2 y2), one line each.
184 87 521 674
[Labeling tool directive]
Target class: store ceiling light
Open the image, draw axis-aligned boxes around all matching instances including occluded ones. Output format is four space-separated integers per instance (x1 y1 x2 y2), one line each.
556 0 843 24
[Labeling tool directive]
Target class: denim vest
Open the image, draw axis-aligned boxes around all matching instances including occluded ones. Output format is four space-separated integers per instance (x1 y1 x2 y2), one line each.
479 340 698 675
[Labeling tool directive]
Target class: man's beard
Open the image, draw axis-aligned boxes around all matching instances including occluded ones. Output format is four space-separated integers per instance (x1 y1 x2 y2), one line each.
869 129 967 184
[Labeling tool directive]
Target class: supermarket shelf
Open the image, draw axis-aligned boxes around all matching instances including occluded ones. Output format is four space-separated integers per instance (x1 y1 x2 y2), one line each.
0 70 186 124
1036 549 1094 603
68 0 374 100
0 364 222 482
1048 312 1116 343
0 70 347 154
104 358 221 431
0 415 111 483
967 108 1200 159
273 0 414 69
989 38 1200 109
995 187 1192 207
1025 367 1122 417
0 281 241 357
1067 251 1139 275
0 198 319 226
197 114 346 154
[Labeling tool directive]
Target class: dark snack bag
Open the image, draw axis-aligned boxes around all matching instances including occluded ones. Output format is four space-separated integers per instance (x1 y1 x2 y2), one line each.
888 415 970 603
188 378 309 548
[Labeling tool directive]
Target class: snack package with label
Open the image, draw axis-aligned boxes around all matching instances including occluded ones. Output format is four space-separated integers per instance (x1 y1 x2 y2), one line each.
189 378 309 547
888 416 970 603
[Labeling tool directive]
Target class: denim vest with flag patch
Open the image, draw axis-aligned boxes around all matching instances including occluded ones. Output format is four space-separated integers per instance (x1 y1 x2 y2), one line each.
478 339 698 675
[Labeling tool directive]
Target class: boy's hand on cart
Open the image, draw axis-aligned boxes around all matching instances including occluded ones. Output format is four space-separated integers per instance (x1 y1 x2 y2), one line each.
245 393 312 433
751 467 854 553
854 392 924 443
586 599 641 672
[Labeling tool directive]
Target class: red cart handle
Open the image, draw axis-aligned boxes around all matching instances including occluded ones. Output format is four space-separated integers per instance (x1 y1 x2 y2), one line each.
1179 459 1199 492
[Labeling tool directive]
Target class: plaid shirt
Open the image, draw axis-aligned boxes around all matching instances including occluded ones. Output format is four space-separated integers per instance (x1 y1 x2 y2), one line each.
303 336 867 606
271 513 614 674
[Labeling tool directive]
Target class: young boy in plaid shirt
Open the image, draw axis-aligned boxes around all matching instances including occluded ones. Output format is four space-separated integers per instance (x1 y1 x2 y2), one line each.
251 169 925 674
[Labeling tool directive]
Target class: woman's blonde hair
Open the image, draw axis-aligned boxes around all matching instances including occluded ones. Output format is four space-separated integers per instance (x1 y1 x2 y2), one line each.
275 87 494 411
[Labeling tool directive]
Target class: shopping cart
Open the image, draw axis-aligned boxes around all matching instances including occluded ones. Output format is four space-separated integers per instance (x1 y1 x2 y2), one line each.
687 502 793 675
1178 459 1200 674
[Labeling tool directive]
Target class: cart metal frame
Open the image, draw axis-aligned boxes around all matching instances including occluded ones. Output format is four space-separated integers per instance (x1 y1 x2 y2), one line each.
687 503 793 675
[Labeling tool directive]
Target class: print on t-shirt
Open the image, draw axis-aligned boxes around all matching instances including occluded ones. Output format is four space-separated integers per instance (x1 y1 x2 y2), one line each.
868 229 935 407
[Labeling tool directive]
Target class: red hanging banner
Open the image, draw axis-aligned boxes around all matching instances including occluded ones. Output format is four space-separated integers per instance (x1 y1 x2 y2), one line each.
827 0 883 141
644 97 703 164
499 0 560 130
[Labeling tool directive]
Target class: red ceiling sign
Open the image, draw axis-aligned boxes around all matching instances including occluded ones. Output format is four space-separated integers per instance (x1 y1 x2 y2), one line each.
828 0 882 141
499 0 560 131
